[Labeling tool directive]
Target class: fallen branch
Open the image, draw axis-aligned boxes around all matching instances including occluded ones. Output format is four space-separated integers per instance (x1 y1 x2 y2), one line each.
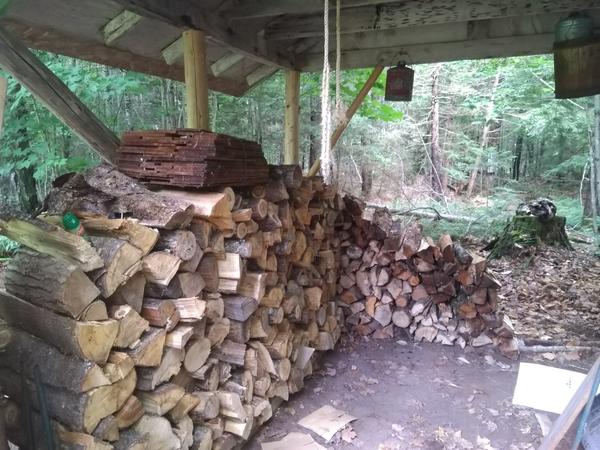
367 205 475 223
518 344 597 353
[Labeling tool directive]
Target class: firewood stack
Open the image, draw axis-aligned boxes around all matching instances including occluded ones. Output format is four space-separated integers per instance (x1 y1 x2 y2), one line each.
0 163 344 449
336 196 517 357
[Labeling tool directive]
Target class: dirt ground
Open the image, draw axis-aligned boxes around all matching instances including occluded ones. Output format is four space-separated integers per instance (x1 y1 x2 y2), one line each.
247 336 596 450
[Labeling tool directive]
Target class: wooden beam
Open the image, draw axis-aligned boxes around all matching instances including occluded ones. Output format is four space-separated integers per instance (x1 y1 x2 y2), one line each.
183 30 210 130
103 10 143 46
220 0 400 19
211 53 245 77
246 65 278 88
0 24 119 163
111 0 295 69
161 37 183 65
283 70 300 165
300 34 556 72
307 66 382 177
264 0 600 40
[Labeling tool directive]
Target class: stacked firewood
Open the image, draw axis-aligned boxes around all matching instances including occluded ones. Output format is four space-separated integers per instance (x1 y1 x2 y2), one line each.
336 196 517 357
0 163 343 449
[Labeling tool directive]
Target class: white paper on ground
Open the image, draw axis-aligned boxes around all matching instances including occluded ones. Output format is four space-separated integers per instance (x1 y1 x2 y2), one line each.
261 432 327 450
298 405 357 441
512 362 589 414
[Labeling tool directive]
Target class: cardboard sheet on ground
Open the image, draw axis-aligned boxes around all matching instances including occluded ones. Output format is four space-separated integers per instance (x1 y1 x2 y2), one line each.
261 432 327 450
298 405 357 441
512 362 591 414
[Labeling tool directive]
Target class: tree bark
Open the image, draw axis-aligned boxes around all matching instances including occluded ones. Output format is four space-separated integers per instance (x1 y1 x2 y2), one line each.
466 70 501 198
429 64 445 198
589 94 600 233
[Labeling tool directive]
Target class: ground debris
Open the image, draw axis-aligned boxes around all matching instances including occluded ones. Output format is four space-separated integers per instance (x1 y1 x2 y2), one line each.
492 244 600 343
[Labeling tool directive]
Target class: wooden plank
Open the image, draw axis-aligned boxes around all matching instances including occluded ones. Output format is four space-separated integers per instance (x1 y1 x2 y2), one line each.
283 70 300 165
103 10 143 45
161 36 183 65
539 357 600 450
307 66 382 176
211 52 245 77
0 24 120 163
183 30 210 130
264 0 600 40
246 65 278 88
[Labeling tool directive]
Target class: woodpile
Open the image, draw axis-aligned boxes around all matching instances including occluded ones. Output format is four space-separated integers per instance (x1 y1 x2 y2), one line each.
336 196 518 357
0 163 343 449
117 129 269 188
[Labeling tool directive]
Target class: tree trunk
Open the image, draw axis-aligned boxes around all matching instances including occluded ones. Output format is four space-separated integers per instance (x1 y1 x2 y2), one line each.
429 64 445 198
589 95 600 233
14 85 39 213
466 71 501 198
512 135 523 181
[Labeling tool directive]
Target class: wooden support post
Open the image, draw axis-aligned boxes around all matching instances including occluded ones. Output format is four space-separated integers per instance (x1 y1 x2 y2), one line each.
283 70 300 164
0 76 7 136
183 30 209 130
307 65 383 177
0 24 120 163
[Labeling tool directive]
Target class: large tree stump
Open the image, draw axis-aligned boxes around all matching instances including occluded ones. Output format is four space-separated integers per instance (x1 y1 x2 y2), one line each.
487 215 573 259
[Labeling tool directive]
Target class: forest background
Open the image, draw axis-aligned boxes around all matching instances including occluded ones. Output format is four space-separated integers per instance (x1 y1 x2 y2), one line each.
0 52 598 254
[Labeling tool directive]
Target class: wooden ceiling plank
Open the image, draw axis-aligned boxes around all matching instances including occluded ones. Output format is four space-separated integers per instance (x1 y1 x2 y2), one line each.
211 52 245 77
246 65 278 88
264 0 600 40
103 10 143 46
111 0 295 69
0 23 120 163
161 36 183 65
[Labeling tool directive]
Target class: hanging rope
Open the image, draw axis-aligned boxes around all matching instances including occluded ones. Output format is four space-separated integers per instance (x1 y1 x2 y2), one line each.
320 0 332 183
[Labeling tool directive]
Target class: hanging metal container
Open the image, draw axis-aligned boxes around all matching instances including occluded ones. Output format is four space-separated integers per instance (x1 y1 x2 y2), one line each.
385 64 414 101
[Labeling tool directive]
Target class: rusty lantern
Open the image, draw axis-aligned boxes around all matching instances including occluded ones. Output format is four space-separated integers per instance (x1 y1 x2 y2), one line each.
385 64 414 101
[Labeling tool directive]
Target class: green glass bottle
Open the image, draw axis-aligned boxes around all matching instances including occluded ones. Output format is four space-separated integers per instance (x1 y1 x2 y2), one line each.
62 212 85 237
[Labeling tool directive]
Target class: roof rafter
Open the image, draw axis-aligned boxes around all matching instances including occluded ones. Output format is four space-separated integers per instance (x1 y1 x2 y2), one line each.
111 0 296 69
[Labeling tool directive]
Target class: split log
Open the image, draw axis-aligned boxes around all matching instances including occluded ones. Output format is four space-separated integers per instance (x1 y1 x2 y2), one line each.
126 327 166 367
89 236 143 297
45 164 194 229
0 327 110 392
0 212 103 271
80 301 109 321
155 230 198 261
184 338 212 372
136 347 183 391
141 251 181 287
137 383 185 416
222 296 258 322
190 392 220 422
0 290 118 363
102 352 135 385
115 396 144 429
157 190 231 219
5 249 100 318
132 415 180 450
166 393 201 423
145 272 205 299
0 367 135 433
82 218 158 255
106 272 146 314
109 305 149 348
